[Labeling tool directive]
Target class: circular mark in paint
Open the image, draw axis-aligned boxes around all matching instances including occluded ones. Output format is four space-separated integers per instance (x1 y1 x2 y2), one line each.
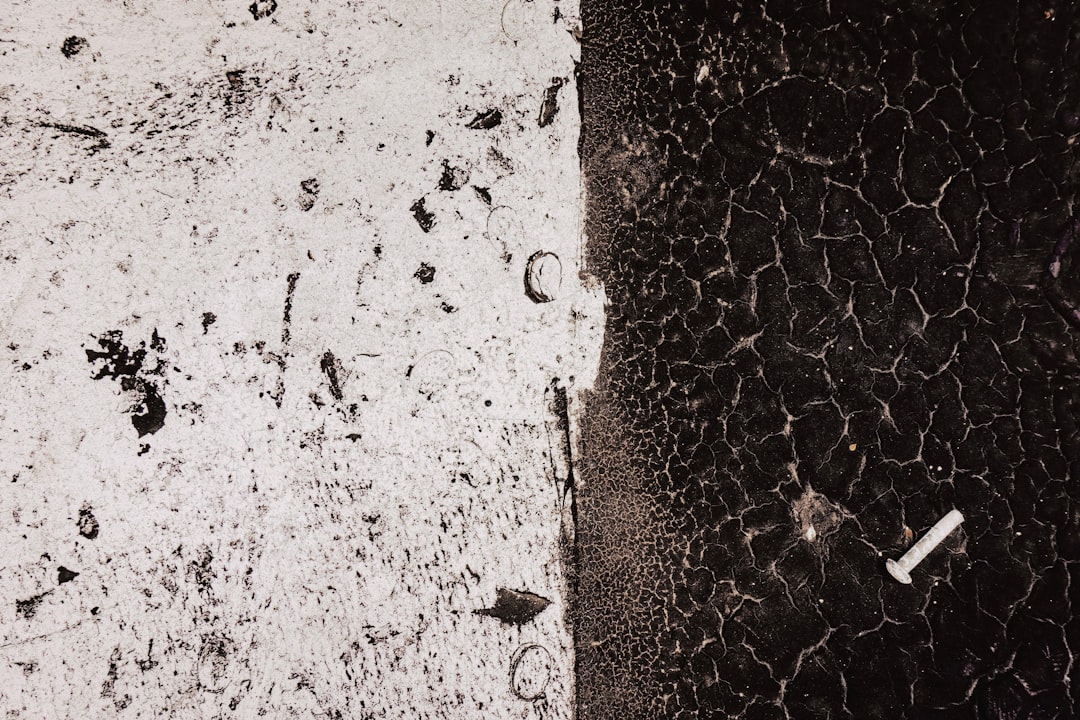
500 0 536 42
524 251 562 303
509 643 552 700
408 349 457 401
451 438 498 489
485 205 523 254
197 632 235 692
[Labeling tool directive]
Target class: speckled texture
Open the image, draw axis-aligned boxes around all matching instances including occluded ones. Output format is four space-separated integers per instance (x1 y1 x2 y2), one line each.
577 2 1080 718
0 1 601 717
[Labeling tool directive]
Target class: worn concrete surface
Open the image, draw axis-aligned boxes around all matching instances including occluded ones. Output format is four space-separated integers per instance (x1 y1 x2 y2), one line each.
0 1 601 717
